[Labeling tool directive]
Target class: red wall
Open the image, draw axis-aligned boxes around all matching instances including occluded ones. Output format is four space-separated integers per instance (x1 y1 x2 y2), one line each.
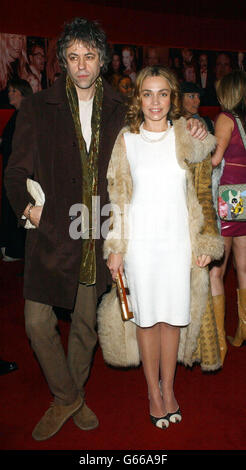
1 0 246 50
0 110 14 136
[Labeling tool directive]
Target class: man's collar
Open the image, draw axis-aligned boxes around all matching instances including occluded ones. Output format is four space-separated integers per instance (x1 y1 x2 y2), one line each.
44 73 124 107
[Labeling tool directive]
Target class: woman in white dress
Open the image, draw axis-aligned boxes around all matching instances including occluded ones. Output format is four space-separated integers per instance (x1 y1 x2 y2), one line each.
104 66 224 429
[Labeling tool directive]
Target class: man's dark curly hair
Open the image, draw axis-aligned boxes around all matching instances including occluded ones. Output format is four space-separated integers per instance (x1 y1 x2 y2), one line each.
57 17 111 73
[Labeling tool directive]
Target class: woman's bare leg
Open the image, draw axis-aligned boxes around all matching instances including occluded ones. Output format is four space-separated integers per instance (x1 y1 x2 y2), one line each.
209 237 232 296
232 235 246 288
137 321 181 417
136 323 165 417
160 323 180 413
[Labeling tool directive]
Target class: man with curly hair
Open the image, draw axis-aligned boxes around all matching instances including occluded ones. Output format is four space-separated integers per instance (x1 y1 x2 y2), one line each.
5 17 126 441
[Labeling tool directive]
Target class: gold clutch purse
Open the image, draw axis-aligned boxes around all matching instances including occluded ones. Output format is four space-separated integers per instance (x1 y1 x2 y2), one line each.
115 271 133 321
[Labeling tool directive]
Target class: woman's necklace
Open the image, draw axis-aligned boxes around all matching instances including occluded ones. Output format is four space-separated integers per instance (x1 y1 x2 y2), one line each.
139 121 171 143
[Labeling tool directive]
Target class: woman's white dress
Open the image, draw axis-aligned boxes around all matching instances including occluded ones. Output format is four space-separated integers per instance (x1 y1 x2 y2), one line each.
123 125 191 327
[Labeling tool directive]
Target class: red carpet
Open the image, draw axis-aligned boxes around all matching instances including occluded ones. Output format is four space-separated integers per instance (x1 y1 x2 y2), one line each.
0 257 246 456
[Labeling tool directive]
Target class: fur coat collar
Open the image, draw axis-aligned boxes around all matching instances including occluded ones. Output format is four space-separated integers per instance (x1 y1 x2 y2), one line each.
104 117 224 370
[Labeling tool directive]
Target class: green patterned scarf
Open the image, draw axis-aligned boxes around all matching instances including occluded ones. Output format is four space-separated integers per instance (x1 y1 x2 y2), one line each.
66 74 103 285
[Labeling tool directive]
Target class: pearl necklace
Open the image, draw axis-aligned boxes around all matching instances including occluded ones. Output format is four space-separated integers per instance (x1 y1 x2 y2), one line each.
139 121 171 143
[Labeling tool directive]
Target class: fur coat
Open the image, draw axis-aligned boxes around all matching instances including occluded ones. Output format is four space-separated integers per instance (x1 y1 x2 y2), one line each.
103 117 224 371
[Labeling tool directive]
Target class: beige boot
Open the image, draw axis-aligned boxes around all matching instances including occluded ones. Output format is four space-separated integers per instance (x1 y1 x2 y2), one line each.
228 288 246 347
212 294 227 365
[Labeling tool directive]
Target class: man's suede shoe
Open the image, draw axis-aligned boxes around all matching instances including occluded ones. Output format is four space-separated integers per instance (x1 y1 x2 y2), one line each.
73 402 99 430
32 394 83 441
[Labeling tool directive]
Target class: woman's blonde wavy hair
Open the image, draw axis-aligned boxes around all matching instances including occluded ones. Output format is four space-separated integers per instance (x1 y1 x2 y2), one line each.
126 65 182 133
216 70 246 111
216 70 246 130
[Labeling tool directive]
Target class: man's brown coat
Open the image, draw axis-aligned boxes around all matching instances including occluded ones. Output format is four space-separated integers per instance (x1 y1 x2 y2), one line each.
5 74 126 308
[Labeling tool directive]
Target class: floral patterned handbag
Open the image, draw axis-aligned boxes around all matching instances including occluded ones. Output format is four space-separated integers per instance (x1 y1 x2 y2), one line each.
218 184 246 221
218 116 246 221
